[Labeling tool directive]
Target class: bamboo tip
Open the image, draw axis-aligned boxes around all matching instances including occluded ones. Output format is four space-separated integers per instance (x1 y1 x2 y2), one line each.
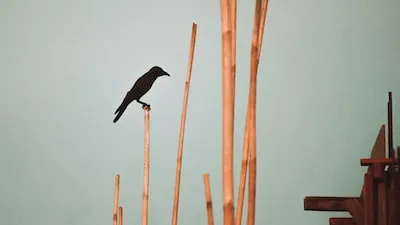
142 105 151 111
192 23 198 33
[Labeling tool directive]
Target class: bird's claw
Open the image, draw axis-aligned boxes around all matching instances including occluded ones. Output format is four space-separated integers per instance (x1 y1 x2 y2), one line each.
142 104 151 111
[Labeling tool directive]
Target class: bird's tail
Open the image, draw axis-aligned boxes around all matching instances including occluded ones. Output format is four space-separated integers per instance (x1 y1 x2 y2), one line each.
113 102 129 123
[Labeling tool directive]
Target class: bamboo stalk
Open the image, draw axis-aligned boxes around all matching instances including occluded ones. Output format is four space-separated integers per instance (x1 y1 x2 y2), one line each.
118 207 123 225
235 110 250 225
236 1 268 225
203 174 215 225
230 0 237 132
171 22 198 225
257 0 269 60
219 0 235 224
142 106 151 225
230 0 237 67
113 174 120 225
247 1 263 225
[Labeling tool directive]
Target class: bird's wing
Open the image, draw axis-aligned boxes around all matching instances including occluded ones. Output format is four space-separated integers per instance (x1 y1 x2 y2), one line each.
129 72 156 99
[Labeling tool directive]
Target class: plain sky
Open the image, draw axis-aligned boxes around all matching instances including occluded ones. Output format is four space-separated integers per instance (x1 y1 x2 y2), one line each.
1 0 399 225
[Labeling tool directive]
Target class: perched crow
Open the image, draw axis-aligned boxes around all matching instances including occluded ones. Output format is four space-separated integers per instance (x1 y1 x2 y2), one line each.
113 66 170 123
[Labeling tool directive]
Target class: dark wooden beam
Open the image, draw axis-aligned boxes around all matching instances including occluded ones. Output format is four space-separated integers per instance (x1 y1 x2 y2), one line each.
388 92 393 158
304 197 359 211
363 171 375 225
361 158 399 167
345 198 364 225
329 218 355 225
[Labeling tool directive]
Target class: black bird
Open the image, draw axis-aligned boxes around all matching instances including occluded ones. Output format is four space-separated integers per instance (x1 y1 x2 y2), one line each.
113 66 170 123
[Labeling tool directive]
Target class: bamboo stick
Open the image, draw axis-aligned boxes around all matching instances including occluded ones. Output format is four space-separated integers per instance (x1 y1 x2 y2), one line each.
171 22 198 225
257 0 269 60
142 106 151 225
230 0 237 132
230 0 237 68
118 207 123 225
219 0 235 223
235 110 250 225
203 174 215 225
113 174 120 225
247 1 263 225
236 1 268 225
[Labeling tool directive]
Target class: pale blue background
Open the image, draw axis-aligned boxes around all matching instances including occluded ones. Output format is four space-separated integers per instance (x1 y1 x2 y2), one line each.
1 0 399 225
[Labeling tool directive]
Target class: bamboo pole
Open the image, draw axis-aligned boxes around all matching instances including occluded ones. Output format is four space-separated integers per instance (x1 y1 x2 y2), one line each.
230 0 237 133
113 174 120 225
235 1 268 225
219 0 235 224
235 112 250 225
118 207 123 225
171 22 198 225
247 1 263 225
203 174 215 225
230 0 237 70
142 106 151 225
257 0 269 60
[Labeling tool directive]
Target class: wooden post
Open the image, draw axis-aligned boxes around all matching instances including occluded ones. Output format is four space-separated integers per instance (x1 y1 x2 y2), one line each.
171 22 198 225
387 92 395 225
363 170 375 225
388 92 393 158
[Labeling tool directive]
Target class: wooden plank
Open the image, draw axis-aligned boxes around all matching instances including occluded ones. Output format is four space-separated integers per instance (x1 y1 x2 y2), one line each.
360 124 386 197
388 170 399 225
363 171 375 225
370 125 386 159
361 158 398 166
377 176 387 225
329 218 355 225
304 197 359 211
344 199 365 225
388 188 398 225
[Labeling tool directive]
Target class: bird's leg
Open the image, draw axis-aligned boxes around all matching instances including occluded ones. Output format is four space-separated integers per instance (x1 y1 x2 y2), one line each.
137 100 150 110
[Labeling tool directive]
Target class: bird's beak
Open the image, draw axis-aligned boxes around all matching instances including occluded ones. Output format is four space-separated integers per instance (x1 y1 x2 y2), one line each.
164 72 170 76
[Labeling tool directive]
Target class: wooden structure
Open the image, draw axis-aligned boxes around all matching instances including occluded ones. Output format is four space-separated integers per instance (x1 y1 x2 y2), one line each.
304 92 399 225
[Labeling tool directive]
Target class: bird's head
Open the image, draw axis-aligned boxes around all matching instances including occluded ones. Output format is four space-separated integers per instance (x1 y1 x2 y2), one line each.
150 66 170 77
